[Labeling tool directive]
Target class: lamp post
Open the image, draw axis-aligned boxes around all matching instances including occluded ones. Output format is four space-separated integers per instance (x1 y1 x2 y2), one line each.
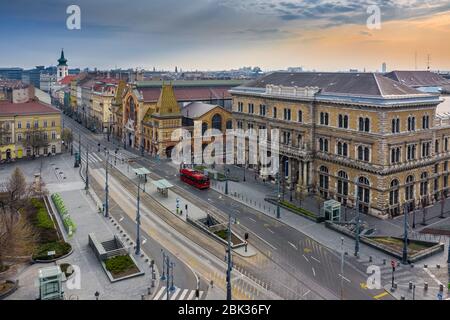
135 176 141 256
421 197 427 226
440 191 445 219
412 201 416 229
104 151 109 218
225 168 229 195
85 144 89 190
354 196 360 257
340 237 345 300
402 203 408 265
226 210 232 300
277 172 281 219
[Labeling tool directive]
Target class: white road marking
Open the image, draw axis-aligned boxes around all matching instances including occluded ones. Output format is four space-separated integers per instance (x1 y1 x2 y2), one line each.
338 274 351 283
119 216 124 222
266 228 274 234
312 267 316 277
303 290 311 297
310 256 321 264
288 241 298 250
153 287 166 300
303 255 309 262
187 290 196 300
179 289 189 300
248 217 257 223
170 288 181 300
142 237 147 245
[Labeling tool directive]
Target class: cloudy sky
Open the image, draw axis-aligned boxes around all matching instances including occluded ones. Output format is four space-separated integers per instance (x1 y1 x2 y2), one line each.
1 0 450 71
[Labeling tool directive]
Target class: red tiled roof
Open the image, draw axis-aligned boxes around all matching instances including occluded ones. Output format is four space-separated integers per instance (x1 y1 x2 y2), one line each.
58 75 77 85
140 86 232 102
0 100 60 116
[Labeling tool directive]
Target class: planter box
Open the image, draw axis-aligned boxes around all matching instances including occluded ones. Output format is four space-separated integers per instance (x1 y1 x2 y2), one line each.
325 221 445 263
265 198 325 223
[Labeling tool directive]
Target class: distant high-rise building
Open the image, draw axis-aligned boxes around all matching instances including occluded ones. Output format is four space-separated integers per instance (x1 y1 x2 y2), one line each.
0 67 23 80
175 66 178 73
382 62 387 73
57 49 69 82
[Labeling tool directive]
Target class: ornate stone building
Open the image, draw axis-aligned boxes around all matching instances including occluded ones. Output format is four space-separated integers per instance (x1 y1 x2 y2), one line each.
230 72 447 219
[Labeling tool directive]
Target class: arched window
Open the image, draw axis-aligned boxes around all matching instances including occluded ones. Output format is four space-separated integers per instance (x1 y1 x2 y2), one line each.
420 172 428 197
359 117 370 132
389 179 399 206
405 175 415 201
337 142 348 157
226 120 233 130
212 114 222 131
319 166 329 198
202 122 208 135
408 116 416 131
357 176 370 204
337 171 349 198
128 98 136 121
358 146 370 161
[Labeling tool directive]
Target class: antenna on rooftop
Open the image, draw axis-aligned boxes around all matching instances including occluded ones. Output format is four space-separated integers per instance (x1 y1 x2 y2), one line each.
427 54 431 71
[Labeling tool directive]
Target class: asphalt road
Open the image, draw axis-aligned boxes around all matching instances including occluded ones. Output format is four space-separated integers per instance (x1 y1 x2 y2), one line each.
63 114 393 300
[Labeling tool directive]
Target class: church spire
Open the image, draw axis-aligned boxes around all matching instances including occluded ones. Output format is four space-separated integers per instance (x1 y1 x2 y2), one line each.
58 49 68 66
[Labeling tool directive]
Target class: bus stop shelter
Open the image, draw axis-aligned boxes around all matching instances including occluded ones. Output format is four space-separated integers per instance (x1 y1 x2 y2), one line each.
152 179 174 198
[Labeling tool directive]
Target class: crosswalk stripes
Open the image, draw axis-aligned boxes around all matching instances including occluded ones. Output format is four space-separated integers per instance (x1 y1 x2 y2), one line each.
360 261 415 286
80 152 103 165
153 286 204 300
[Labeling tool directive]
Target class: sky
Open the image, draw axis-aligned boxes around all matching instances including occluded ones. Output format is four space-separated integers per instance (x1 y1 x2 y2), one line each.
1 0 450 72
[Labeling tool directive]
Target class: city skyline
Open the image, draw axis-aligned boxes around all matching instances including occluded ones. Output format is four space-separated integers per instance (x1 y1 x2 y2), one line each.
1 0 450 71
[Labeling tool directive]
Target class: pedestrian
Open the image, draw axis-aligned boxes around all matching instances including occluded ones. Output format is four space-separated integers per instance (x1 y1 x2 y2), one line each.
263 178 266 184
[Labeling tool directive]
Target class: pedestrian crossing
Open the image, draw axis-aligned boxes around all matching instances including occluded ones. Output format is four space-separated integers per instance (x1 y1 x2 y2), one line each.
152 286 205 300
80 152 103 165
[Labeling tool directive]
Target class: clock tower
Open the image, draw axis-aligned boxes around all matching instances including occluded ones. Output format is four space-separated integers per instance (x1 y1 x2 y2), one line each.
57 49 68 82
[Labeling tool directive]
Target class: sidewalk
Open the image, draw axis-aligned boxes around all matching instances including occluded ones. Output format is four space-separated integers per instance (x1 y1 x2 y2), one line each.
7 189 157 301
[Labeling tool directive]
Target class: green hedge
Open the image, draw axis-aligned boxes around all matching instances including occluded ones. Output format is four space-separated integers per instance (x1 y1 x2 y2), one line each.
51 193 76 237
280 200 317 218
31 199 55 230
33 241 72 261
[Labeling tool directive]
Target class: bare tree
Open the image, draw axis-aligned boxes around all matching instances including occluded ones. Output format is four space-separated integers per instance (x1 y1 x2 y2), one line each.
24 127 49 156
4 168 27 211
0 206 37 273
61 128 73 152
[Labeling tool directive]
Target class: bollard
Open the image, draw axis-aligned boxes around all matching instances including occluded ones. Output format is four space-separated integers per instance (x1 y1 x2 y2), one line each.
400 296 405 300
424 264 428 268
141 294 145 300
147 287 152 295
436 264 440 269
424 282 428 291
369 256 373 263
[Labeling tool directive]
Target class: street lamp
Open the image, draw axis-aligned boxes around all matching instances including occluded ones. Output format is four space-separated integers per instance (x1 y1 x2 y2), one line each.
354 196 360 257
225 168 229 195
85 144 89 190
226 210 233 300
104 151 110 218
340 237 345 300
402 203 408 265
277 172 281 219
135 176 141 255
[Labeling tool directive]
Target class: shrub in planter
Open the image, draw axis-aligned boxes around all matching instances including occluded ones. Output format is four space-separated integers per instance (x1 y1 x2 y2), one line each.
51 193 76 236
33 241 72 261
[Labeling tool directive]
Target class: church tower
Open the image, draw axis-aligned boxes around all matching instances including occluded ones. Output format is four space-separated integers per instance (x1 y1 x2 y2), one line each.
57 49 69 82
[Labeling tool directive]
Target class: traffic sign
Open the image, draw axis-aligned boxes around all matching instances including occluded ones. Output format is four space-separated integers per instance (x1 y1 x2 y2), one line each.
391 260 396 268
437 292 443 300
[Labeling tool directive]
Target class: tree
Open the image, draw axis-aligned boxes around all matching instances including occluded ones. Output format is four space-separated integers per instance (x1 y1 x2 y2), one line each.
23 127 49 156
0 168 37 272
61 128 73 152
0 206 37 273
0 168 27 211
